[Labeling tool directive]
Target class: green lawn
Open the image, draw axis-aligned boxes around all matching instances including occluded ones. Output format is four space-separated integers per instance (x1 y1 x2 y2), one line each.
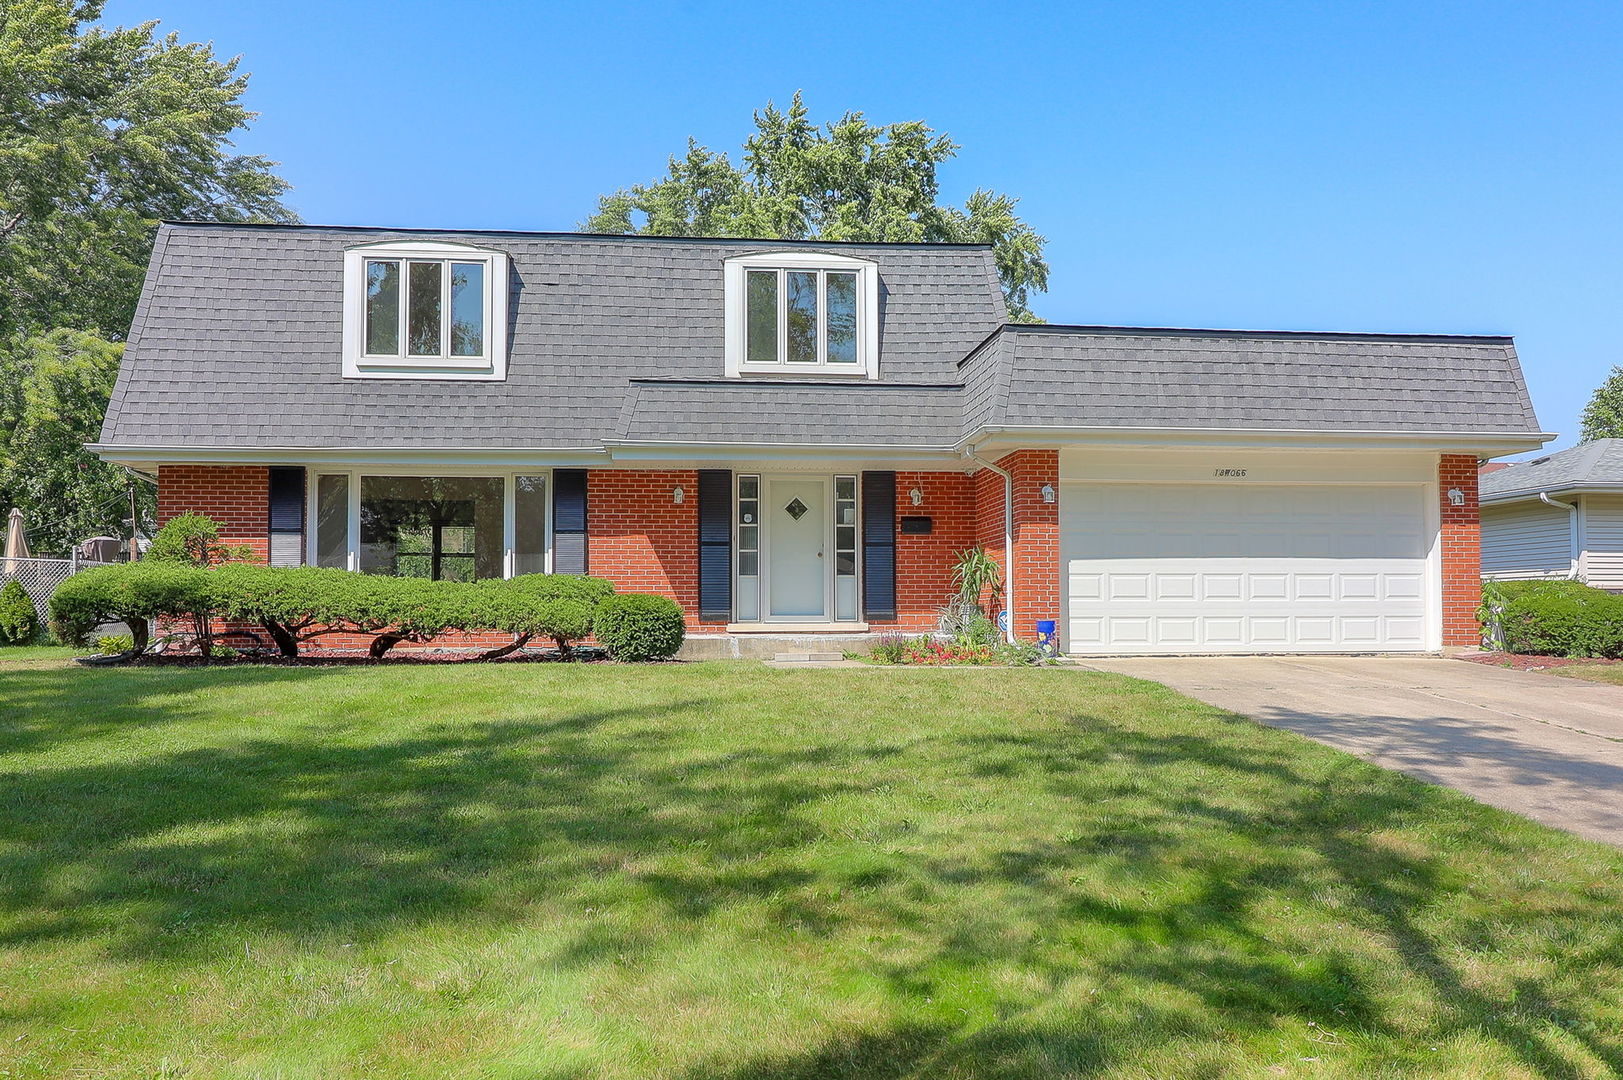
1549 662 1623 686
2 649 1621 1079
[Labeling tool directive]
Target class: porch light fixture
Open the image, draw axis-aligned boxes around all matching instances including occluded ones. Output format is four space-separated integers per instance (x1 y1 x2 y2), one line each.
1447 487 1465 507
909 487 923 506
1040 484 1056 504
673 485 685 504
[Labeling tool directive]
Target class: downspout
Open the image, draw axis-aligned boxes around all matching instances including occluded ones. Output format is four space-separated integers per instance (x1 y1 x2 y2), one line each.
965 450 1017 644
1538 492 1580 580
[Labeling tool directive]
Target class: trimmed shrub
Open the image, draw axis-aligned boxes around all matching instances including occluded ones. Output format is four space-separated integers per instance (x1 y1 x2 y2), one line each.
212 564 379 656
488 574 617 656
1489 579 1623 659
0 580 39 645
49 561 213 654
52 562 622 662
594 593 685 661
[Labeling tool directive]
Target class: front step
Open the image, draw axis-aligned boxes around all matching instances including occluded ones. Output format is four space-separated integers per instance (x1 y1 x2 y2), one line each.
772 651 846 663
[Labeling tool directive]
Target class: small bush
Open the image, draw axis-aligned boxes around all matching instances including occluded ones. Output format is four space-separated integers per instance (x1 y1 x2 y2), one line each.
1488 579 1623 659
0 579 39 645
95 633 135 655
869 631 911 664
594 593 685 661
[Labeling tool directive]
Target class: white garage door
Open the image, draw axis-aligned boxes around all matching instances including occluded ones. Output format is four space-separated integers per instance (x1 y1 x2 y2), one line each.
1063 483 1431 654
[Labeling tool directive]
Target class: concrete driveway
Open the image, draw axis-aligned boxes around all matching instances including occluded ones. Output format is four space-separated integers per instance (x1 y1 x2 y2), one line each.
1078 655 1623 847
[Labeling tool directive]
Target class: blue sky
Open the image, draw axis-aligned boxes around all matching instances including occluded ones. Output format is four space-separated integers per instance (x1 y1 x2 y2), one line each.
106 0 1622 454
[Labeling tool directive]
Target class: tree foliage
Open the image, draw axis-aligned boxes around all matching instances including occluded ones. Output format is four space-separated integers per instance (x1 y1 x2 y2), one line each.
0 328 152 555
1579 365 1623 442
0 1 294 552
583 93 1048 321
0 0 297 338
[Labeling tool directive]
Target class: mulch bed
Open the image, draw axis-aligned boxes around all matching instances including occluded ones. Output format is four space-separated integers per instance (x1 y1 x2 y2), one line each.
77 647 617 667
1457 651 1622 672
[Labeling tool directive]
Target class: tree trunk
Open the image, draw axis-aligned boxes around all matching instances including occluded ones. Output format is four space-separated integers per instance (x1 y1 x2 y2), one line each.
126 618 150 656
369 633 405 660
479 633 532 661
261 618 299 657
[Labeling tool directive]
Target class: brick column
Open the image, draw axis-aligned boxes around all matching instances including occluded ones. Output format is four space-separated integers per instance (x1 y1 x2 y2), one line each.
891 471 976 632
156 464 270 563
1438 454 1481 648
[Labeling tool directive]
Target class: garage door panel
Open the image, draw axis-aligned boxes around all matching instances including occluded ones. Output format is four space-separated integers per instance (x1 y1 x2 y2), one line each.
1063 483 1432 654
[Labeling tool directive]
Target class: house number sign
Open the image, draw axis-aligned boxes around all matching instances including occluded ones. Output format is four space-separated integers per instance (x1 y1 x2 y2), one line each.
1213 468 1248 478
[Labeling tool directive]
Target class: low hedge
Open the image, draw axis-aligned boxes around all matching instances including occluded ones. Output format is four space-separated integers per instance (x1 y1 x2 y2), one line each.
52 562 623 660
593 593 685 661
1482 579 1623 659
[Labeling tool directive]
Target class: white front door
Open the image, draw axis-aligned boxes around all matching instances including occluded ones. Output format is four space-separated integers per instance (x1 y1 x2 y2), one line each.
766 478 828 619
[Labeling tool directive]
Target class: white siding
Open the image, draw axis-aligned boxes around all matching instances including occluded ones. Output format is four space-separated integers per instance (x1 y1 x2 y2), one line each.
1581 496 1623 591
1481 501 1574 580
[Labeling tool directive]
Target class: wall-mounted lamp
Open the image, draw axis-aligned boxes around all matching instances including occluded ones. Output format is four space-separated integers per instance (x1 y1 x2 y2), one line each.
909 487 924 506
673 485 685 505
1447 487 1465 507
1040 484 1056 504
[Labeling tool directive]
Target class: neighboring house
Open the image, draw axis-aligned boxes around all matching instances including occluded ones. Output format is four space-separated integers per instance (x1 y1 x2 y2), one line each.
1480 440 1623 590
92 222 1549 654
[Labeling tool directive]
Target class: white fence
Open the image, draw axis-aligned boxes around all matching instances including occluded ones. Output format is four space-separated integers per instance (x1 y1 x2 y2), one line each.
0 557 117 623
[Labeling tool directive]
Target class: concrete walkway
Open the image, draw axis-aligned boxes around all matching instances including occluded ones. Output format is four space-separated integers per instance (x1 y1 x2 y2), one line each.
1077 655 1623 847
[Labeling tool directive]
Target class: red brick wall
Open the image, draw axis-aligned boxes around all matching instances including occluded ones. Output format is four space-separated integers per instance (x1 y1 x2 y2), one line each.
588 469 721 629
156 465 270 563
887 471 977 632
1439 453 1482 648
969 450 1060 641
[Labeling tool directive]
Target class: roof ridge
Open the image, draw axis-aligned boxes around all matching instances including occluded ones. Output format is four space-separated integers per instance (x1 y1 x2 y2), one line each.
157 220 995 250
1007 323 1515 345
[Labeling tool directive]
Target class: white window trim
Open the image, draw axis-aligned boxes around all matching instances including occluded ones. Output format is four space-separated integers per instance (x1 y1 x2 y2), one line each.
342 240 510 381
723 251 880 379
305 468 551 578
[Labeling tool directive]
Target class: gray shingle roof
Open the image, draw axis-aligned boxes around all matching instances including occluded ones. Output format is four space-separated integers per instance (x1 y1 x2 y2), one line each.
100 223 1004 448
960 326 1543 438
614 379 963 446
1481 439 1623 501
99 223 1545 454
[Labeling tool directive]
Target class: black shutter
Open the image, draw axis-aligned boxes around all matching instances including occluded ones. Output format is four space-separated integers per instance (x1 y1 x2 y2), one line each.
697 470 733 620
862 471 896 620
267 467 305 567
553 469 589 574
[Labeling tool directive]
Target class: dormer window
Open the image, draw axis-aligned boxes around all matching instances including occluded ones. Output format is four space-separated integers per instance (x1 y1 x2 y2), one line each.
724 251 879 379
342 240 509 380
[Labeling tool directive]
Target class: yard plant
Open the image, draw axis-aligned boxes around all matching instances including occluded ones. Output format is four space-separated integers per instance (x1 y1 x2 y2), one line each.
1482 579 1623 658
1 652 1619 1077
50 557 631 660
0 579 38 644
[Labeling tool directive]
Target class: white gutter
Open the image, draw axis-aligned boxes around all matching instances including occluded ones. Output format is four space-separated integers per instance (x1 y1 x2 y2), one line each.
1538 491 1581 579
964 450 1017 644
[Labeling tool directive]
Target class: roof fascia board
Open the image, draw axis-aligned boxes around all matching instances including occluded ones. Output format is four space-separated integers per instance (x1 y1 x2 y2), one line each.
1482 484 1623 505
963 426 1554 455
89 444 612 469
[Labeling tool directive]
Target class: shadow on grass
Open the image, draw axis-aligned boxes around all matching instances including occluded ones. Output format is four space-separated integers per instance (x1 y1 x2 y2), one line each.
1 665 1620 1077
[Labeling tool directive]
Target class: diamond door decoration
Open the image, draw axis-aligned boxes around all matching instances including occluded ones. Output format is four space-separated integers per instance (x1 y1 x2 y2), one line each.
784 497 809 520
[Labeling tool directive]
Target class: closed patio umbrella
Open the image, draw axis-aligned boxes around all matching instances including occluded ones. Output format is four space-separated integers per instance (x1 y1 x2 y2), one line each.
3 508 29 575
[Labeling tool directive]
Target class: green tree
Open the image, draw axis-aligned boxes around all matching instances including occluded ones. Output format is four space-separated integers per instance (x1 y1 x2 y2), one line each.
1579 365 1623 442
0 329 152 555
583 93 1048 322
1 0 297 339
0 0 294 550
